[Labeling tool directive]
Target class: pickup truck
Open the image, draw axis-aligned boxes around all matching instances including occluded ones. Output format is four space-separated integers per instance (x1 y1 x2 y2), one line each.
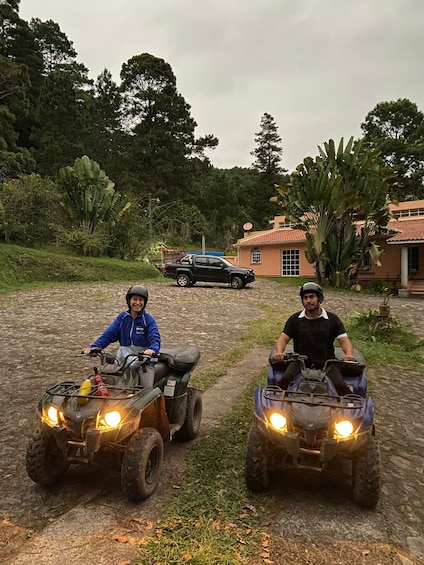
163 254 255 289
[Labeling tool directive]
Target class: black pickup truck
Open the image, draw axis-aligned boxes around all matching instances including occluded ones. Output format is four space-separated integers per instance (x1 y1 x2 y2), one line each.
163 254 255 289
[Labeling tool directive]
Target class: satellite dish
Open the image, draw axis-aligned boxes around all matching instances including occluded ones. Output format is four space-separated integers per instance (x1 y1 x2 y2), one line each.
243 222 253 231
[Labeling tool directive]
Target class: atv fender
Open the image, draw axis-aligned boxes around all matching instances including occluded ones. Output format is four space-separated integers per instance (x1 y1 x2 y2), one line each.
139 395 170 442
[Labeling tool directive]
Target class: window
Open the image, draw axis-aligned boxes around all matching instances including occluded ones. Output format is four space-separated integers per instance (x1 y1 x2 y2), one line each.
278 220 297 228
393 208 424 218
251 247 261 264
359 253 371 273
195 256 208 266
408 246 419 273
282 249 299 276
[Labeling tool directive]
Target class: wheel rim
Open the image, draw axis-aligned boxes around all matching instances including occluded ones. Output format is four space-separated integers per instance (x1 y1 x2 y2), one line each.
145 445 160 484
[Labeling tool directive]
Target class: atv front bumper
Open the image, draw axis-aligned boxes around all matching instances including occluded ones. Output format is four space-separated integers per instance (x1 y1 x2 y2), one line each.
41 417 140 462
257 416 371 468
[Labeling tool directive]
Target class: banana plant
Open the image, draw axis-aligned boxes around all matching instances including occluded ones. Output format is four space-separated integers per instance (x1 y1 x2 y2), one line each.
274 137 394 287
58 155 131 234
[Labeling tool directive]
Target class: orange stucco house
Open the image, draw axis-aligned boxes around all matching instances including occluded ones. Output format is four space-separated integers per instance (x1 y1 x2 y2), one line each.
235 200 424 296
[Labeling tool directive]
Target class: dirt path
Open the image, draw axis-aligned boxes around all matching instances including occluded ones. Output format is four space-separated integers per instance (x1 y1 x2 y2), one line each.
1 280 424 564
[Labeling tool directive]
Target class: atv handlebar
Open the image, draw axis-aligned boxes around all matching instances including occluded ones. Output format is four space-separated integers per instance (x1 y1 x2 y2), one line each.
270 351 365 374
322 358 365 370
77 348 158 369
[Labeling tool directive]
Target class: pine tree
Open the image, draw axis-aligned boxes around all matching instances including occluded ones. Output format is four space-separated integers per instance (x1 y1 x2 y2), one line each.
250 113 287 229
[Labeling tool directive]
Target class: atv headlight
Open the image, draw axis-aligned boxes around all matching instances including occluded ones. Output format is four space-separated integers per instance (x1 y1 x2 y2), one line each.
269 412 287 431
102 410 122 429
335 420 354 438
47 405 59 426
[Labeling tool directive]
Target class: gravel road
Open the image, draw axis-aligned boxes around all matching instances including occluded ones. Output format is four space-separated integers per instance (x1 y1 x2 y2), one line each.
1 279 423 565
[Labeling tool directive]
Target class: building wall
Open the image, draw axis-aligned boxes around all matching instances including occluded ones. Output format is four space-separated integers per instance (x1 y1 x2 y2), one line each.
238 243 316 277
356 238 401 282
238 239 410 281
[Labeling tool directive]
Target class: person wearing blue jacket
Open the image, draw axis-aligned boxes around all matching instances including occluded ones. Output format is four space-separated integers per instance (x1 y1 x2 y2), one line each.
83 284 161 387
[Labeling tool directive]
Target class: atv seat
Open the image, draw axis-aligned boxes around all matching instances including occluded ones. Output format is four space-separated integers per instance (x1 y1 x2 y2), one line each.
158 344 201 371
154 362 169 383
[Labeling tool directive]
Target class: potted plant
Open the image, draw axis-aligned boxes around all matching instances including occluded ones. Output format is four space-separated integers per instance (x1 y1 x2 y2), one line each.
379 287 392 317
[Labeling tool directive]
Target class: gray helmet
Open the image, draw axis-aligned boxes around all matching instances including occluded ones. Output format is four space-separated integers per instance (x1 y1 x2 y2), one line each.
299 282 324 303
126 284 148 308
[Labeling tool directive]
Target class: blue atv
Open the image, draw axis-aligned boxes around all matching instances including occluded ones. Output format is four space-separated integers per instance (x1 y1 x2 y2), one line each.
245 346 381 508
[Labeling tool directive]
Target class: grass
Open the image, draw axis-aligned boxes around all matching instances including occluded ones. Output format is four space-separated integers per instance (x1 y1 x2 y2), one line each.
346 309 424 371
0 243 163 293
136 371 271 565
191 302 286 390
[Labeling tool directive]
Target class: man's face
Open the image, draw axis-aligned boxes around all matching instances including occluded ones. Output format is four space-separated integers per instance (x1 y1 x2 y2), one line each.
302 292 319 310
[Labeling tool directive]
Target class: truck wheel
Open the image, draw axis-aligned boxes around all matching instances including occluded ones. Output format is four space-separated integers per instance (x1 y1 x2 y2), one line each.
174 388 202 441
26 429 70 486
121 428 164 501
230 276 243 289
245 422 270 491
352 436 381 508
176 273 191 287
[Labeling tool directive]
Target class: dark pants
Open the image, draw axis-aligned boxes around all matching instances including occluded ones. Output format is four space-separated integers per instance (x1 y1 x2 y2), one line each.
278 360 351 396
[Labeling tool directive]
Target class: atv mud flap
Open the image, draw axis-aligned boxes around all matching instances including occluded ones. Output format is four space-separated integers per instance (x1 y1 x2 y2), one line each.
284 432 338 463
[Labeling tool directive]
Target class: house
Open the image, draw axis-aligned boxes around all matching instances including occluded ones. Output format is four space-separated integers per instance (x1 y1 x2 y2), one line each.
235 200 424 295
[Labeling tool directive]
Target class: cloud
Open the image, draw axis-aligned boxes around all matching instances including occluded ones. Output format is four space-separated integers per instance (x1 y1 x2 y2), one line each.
20 0 424 172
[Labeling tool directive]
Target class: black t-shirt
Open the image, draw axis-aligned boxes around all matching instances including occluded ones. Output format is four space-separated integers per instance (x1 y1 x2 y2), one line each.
283 310 346 368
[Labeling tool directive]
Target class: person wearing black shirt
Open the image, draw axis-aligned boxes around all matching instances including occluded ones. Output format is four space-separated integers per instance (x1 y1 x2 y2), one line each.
272 282 355 395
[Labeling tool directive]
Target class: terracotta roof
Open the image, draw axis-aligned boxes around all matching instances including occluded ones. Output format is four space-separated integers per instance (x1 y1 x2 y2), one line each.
238 228 306 246
238 217 424 247
387 219 424 244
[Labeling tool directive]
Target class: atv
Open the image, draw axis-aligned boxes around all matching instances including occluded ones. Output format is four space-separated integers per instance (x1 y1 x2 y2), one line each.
26 344 202 501
245 346 381 508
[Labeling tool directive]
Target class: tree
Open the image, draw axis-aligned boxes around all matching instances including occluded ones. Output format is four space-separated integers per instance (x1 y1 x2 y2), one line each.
57 155 131 256
250 113 287 229
361 99 424 200
119 53 217 202
196 168 243 249
83 68 125 178
0 173 62 244
0 1 39 179
31 63 93 176
28 18 77 75
274 137 394 287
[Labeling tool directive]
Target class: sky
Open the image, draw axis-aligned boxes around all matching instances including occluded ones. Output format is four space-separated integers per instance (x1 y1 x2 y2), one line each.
19 0 424 173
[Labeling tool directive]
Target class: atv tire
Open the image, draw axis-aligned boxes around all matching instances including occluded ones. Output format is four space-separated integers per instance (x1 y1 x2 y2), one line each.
121 428 164 501
174 387 202 441
26 429 70 486
245 422 270 491
352 435 381 508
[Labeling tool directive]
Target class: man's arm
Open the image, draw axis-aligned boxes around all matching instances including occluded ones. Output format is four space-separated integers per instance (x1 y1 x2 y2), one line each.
338 335 355 361
273 332 291 360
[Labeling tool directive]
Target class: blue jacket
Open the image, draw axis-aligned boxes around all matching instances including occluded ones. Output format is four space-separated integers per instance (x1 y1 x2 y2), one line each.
90 310 161 354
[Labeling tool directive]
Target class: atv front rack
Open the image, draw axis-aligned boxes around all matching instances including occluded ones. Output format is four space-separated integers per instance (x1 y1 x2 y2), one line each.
46 381 144 401
264 385 364 409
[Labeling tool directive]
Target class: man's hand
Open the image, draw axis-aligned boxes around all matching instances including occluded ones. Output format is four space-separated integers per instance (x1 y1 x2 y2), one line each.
343 354 355 362
273 352 284 361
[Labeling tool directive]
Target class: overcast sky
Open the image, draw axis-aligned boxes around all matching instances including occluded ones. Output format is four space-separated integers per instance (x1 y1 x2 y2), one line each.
19 0 424 173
